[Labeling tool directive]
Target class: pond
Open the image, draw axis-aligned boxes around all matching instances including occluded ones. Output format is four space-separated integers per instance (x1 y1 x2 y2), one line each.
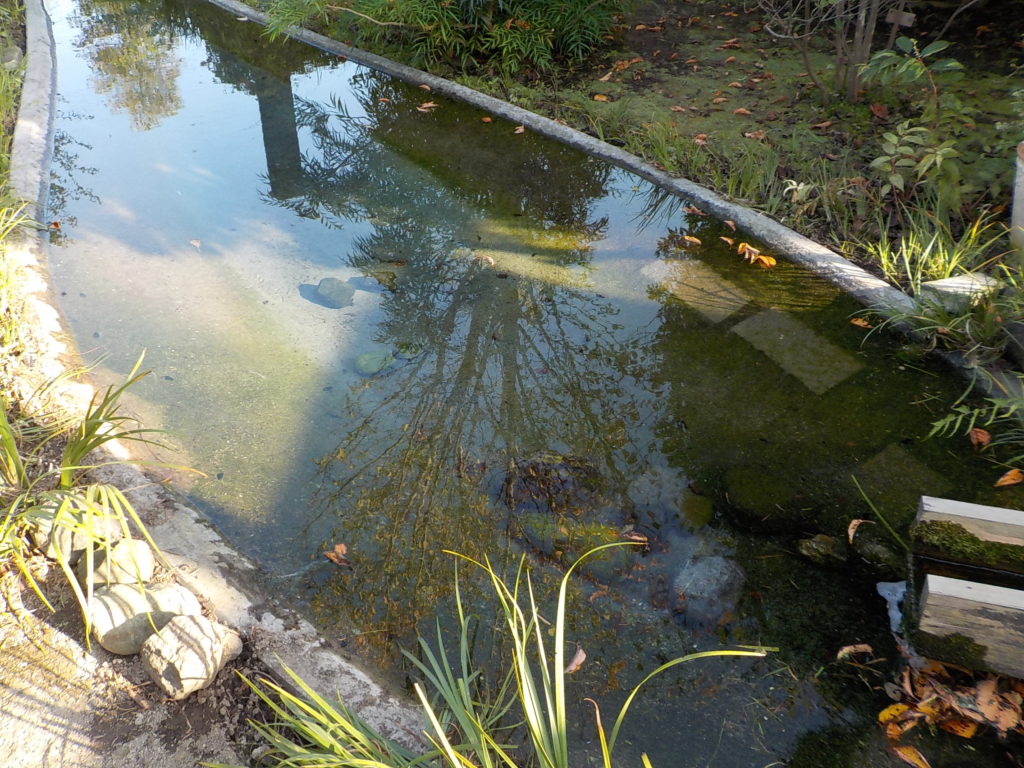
43 0 1022 765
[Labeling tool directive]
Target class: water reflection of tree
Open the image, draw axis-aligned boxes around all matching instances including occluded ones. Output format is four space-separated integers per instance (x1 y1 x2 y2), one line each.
69 0 184 131
259 73 673 659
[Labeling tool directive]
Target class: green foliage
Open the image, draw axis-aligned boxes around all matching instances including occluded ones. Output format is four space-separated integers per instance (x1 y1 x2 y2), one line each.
264 0 625 74
215 547 768 768
930 368 1024 467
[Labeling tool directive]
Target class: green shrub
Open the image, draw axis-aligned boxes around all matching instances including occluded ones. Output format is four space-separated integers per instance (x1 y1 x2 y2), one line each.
264 0 626 74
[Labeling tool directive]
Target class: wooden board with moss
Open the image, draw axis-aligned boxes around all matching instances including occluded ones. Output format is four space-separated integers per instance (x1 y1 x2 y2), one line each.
915 574 1024 679
912 496 1024 574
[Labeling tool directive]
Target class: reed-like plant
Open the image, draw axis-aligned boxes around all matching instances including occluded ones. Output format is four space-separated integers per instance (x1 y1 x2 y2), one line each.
216 546 769 768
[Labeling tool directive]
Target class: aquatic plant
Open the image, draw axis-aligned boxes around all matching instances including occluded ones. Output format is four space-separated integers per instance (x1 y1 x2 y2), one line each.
216 546 769 768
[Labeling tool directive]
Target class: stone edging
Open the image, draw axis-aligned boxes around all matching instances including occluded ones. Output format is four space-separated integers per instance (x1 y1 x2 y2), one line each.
209 0 915 316
8 0 422 743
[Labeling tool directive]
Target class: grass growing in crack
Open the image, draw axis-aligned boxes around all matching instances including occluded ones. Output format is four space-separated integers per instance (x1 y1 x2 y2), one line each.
214 546 769 768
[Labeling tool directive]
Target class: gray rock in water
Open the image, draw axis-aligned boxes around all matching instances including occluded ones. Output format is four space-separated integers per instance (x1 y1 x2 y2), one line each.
314 277 355 308
30 509 125 566
672 555 744 620
797 533 847 567
354 348 397 376
140 614 242 700
76 537 155 587
91 583 202 655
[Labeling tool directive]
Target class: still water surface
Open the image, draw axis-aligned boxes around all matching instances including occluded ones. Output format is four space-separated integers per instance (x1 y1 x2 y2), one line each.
44 1 1017 765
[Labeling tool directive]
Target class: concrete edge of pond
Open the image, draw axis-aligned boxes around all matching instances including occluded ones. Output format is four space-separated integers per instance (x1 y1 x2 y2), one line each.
208 0 916 317
7 0 424 745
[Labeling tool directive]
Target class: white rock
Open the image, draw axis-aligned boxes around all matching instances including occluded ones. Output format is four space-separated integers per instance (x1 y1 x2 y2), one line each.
76 537 155 587
140 615 242 700
91 583 201 655
31 508 124 565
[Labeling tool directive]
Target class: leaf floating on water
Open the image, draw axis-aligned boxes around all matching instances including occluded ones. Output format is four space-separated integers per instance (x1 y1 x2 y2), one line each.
850 317 872 328
682 235 702 246
324 543 350 567
480 116 493 123
837 643 873 660
724 219 737 231
514 125 526 134
720 236 735 246
189 239 201 250
994 468 1024 487
378 97 391 103
418 84 432 90
416 101 438 112
682 205 705 215
49 221 61 230
968 428 991 448
565 645 587 674
889 745 931 768
847 518 874 543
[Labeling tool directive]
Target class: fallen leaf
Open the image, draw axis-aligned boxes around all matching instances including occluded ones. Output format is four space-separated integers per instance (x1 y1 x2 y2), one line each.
378 97 391 103
598 71 614 82
712 96 729 104
837 643 873 660
682 235 702 245
733 107 752 115
670 105 687 112
49 221 61 230
718 37 741 49
720 236 735 245
188 239 201 249
682 205 706 215
514 125 525 134
324 542 350 566
940 718 979 739
565 645 587 674
693 133 709 146
724 55 737 63
810 120 833 130
870 103 889 118
889 745 931 768
886 720 918 740
728 81 743 88
976 679 1022 734
744 130 767 141
879 703 912 724
418 84 432 90
850 317 873 328
480 116 493 123
968 428 991 448
685 57 699 65
416 101 438 112
848 518 874 543
724 220 736 231
995 468 1024 487
593 93 610 102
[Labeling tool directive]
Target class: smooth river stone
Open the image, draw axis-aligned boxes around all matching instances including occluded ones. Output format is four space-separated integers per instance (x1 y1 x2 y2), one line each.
314 277 355 308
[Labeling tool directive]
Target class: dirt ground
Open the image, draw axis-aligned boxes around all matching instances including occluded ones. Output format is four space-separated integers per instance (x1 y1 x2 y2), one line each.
0 566 270 768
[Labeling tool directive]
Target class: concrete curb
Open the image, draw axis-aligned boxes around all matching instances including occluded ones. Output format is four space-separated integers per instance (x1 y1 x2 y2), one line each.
209 0 915 316
7 0 423 745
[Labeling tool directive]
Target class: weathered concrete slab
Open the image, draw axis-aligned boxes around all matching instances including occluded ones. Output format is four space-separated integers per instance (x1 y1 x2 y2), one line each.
730 309 863 394
854 444 952 521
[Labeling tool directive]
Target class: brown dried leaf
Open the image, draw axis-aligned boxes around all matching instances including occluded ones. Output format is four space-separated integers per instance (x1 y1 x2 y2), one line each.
837 643 873 660
682 206 706 215
940 718 979 739
565 645 587 674
744 130 767 141
669 105 687 112
879 703 911 724
712 96 729 104
968 428 991 448
693 133 709 146
728 81 743 88
847 518 874 543
870 103 890 118
995 468 1024 487
890 745 931 768
593 93 610 102
720 236 735 246
724 55 737 63
416 101 438 112
514 125 526 134
733 107 752 116
324 542 350 566
850 317 873 329
188 239 201 250
724 220 736 231
810 120 834 130
682 235 702 246
418 83 432 90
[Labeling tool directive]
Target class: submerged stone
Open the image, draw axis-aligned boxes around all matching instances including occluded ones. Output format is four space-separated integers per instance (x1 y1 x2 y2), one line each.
515 512 634 582
354 348 397 376
505 451 603 515
797 533 847 567
679 493 714 529
672 554 744 620
314 277 355 308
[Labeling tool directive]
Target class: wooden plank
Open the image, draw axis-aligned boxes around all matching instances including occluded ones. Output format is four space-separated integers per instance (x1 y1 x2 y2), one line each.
917 574 1024 679
917 496 1024 547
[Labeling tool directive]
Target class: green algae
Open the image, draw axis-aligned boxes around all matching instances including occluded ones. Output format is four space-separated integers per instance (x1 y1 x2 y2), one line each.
913 519 1024 573
913 630 989 670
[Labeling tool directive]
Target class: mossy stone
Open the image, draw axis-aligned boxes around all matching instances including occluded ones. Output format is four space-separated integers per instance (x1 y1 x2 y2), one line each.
679 493 713 529
723 465 801 532
516 512 634 582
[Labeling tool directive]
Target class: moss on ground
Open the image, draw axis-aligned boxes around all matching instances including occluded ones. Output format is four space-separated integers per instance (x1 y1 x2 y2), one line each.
913 519 1024 573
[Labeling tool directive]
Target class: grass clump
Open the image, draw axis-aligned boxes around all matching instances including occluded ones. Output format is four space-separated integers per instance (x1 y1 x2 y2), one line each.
215 546 768 768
